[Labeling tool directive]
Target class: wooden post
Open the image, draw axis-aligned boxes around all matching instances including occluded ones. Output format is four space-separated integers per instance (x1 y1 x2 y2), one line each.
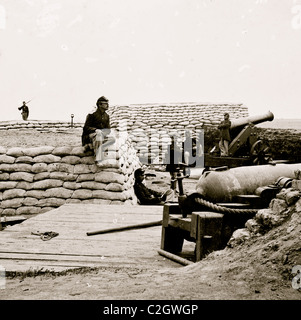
193 211 224 261
160 203 184 253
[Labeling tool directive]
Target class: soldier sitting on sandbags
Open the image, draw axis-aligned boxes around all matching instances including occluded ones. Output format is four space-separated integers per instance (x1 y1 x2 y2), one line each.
82 96 116 165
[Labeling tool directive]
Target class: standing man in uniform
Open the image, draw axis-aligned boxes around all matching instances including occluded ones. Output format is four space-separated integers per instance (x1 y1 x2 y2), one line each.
218 112 231 157
82 96 115 164
18 101 29 120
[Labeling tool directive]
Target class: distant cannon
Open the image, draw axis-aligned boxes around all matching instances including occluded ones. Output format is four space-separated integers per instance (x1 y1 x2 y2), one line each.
230 110 274 129
205 111 275 168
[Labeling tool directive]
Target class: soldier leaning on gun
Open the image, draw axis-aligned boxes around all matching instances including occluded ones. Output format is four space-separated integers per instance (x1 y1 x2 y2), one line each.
218 112 231 157
82 96 115 164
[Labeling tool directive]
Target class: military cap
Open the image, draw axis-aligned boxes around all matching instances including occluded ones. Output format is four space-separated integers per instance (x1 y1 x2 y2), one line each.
134 168 145 179
96 96 109 105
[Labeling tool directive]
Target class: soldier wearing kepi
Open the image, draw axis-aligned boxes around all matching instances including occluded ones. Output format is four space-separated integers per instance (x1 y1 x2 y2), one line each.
82 96 115 164
134 168 175 205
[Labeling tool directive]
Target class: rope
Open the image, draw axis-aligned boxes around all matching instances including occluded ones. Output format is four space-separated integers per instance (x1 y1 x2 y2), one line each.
194 197 258 215
31 231 59 241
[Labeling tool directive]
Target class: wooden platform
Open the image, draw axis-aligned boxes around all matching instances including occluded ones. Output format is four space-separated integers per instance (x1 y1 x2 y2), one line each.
0 204 177 273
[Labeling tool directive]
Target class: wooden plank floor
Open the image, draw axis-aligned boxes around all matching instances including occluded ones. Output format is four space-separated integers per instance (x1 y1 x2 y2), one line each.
0 204 179 273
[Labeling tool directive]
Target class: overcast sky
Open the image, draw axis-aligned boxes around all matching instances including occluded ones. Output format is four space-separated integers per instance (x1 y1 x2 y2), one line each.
0 0 301 122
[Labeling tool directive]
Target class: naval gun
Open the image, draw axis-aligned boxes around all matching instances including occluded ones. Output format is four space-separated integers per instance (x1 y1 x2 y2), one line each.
204 111 275 168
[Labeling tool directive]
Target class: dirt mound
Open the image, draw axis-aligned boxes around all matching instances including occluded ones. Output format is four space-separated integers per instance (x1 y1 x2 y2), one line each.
179 195 301 299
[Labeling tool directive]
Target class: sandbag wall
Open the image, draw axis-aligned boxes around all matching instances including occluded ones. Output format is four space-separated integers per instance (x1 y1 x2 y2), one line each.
0 103 248 164
109 103 248 163
0 120 82 131
0 134 140 216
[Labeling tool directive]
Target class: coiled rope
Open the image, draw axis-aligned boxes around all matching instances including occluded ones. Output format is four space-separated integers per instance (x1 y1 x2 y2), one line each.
194 196 258 215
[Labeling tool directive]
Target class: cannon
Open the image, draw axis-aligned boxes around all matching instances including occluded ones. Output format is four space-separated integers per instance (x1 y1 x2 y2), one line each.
204 111 275 168
195 162 301 203
159 162 301 264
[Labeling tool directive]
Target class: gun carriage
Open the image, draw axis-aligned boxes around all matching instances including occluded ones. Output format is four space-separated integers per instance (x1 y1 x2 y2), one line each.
204 111 275 169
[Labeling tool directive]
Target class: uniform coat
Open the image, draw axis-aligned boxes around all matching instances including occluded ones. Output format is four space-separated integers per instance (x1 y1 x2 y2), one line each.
134 181 163 205
81 109 111 147
218 119 231 142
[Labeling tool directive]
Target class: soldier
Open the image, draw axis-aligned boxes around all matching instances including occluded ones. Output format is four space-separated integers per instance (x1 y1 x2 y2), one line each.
218 112 231 156
134 168 174 205
18 101 29 120
82 96 115 164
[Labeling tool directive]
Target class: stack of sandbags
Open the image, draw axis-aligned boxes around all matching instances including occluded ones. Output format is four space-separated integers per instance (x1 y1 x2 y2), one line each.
108 103 247 163
0 103 248 164
109 103 248 132
0 120 83 131
0 133 140 216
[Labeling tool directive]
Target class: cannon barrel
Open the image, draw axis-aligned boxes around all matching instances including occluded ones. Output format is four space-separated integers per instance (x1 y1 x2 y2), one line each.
196 163 301 203
230 111 274 129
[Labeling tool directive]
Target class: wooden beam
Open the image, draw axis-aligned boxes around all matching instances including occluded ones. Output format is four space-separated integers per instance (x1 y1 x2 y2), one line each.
87 220 162 236
157 249 194 266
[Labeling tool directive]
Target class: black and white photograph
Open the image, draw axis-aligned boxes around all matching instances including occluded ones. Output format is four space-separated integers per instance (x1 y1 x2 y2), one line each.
0 0 300 306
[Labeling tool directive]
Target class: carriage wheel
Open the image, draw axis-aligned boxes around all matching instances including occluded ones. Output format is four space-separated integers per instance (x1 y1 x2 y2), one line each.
250 140 272 165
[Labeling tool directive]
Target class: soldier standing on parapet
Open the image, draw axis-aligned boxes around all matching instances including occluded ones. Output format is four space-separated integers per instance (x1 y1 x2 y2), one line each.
218 112 231 157
18 101 29 120
82 96 115 165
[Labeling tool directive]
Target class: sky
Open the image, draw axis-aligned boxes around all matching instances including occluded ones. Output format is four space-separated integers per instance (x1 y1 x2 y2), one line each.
0 0 301 122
